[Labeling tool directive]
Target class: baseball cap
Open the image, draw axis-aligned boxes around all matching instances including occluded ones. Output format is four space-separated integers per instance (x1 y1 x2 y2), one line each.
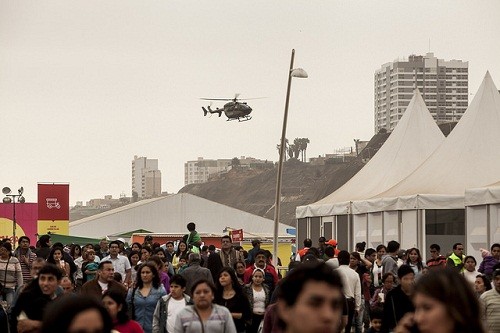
326 239 338 246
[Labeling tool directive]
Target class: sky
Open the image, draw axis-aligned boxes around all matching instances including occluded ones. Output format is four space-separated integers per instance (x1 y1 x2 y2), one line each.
1 1 499 206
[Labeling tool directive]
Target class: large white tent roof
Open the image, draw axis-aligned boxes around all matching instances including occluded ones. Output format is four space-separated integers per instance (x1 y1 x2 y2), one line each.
70 193 290 238
296 90 444 218
352 72 500 213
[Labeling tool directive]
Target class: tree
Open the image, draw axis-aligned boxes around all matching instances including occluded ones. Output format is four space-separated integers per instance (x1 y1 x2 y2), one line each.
277 138 289 161
378 128 387 134
301 138 310 162
293 138 310 162
288 143 300 160
132 191 139 203
231 157 240 168
287 144 294 159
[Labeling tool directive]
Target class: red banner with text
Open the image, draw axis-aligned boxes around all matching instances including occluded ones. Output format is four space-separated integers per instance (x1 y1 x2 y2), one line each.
38 184 69 221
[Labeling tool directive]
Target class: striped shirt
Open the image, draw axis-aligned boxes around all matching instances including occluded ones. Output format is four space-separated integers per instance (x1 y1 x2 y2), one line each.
480 288 500 332
14 249 37 283
0 256 23 289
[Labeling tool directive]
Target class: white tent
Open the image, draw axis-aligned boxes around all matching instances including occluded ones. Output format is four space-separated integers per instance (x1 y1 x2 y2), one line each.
296 89 444 219
70 193 290 238
354 72 500 214
345 72 500 254
295 90 445 249
295 72 500 254
466 181 500 259
465 181 500 206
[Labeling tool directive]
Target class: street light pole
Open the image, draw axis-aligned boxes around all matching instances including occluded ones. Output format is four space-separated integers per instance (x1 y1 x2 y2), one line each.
273 49 307 266
2 186 25 248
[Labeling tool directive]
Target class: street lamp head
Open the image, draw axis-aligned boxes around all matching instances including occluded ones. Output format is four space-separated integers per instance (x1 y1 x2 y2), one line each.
3 197 12 204
2 187 11 195
19 196 25 203
18 187 24 195
291 68 308 78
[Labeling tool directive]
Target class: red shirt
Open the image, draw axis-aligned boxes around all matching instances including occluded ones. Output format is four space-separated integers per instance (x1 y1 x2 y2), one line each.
297 247 310 258
243 264 279 286
114 320 144 333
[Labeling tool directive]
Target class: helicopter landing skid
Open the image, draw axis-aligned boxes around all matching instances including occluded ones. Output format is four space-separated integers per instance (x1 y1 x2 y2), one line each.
227 116 252 122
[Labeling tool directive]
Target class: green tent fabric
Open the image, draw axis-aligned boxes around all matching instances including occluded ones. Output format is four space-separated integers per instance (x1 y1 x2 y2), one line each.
49 233 101 246
108 229 152 238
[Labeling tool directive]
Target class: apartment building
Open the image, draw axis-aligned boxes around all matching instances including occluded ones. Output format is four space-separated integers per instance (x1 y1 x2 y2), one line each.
375 53 468 132
132 155 162 198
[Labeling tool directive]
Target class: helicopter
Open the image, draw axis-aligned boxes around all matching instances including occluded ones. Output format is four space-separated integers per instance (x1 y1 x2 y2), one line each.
201 94 259 122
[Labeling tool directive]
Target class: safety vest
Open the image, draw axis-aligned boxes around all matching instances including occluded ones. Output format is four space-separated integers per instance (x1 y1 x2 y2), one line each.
448 252 465 271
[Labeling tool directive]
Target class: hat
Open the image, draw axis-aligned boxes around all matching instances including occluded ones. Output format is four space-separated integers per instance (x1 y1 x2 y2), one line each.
326 239 338 246
116 238 126 244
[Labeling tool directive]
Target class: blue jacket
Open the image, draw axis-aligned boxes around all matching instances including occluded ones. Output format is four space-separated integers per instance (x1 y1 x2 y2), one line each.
127 285 167 333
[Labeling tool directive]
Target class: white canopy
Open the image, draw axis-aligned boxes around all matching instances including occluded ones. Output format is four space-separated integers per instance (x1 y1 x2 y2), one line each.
351 72 500 213
70 193 290 238
296 89 444 218
465 181 500 206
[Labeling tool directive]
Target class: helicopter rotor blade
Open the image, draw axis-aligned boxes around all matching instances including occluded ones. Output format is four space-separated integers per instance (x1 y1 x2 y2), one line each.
200 95 267 101
200 97 232 101
241 97 267 100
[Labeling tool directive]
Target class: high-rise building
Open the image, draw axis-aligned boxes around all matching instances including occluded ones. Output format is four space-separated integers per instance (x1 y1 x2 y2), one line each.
132 155 162 198
184 157 232 185
374 53 468 132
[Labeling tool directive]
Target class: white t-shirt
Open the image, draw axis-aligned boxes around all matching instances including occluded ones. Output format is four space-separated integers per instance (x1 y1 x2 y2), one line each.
325 258 339 269
372 262 383 288
463 270 478 286
101 255 131 281
252 288 266 314
167 298 187 333
98 280 108 293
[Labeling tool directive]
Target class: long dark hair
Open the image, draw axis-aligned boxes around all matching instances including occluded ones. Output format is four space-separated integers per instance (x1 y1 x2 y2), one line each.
41 295 113 333
102 290 130 324
406 247 424 272
128 250 140 266
413 269 485 333
476 274 492 291
136 262 161 289
70 244 81 259
215 267 243 303
176 241 189 257
46 246 64 265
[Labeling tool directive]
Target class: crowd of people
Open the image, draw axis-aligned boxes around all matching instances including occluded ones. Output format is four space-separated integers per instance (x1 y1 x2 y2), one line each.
0 227 499 333
291 237 500 333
